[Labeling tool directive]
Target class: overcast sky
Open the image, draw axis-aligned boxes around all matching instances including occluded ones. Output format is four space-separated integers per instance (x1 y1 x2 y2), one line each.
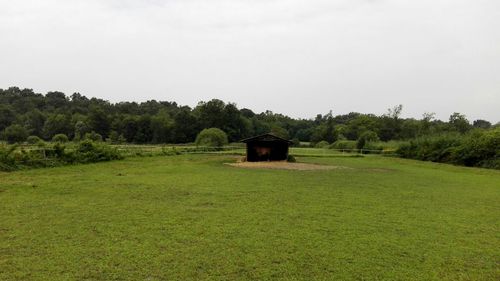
1 0 499 122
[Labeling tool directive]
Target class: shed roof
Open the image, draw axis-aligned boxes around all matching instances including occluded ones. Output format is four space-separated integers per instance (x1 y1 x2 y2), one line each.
240 133 293 144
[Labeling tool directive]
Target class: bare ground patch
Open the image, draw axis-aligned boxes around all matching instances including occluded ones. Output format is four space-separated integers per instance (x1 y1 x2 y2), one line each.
225 161 348 171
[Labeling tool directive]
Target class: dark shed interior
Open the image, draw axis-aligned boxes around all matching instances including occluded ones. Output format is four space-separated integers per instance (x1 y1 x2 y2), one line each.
241 133 292 162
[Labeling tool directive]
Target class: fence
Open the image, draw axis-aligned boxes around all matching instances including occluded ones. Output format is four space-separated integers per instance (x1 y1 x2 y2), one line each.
3 144 397 165
113 145 396 157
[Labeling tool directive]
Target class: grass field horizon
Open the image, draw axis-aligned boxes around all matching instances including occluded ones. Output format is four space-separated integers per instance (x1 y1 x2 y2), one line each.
1 154 499 280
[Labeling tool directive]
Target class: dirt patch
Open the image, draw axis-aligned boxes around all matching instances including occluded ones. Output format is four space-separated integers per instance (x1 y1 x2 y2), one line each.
226 161 347 171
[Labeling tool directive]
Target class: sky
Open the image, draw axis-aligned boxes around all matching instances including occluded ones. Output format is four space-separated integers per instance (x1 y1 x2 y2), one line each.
0 0 499 122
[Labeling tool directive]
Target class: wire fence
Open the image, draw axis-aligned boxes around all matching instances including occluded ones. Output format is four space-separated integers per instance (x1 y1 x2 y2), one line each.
3 144 397 165
113 145 397 157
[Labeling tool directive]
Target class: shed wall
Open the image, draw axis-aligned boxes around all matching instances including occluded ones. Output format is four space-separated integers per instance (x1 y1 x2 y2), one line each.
246 141 289 162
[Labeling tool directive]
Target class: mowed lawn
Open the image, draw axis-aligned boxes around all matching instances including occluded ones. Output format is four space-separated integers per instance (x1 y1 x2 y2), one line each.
0 155 499 281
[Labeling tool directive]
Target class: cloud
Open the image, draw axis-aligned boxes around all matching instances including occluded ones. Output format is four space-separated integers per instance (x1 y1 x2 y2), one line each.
0 0 499 121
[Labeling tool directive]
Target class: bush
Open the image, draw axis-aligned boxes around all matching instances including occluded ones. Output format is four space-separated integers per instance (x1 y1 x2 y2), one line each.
107 131 126 144
314 141 330 148
396 129 499 169
195 128 228 148
0 140 123 171
362 142 384 153
27 135 43 145
287 154 296 162
73 140 123 163
397 133 462 163
0 144 18 171
3 124 28 144
357 130 379 149
84 131 103 142
452 128 500 168
330 140 357 150
52 134 69 143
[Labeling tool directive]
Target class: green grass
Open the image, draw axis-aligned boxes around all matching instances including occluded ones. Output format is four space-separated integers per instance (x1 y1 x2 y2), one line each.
1 155 499 280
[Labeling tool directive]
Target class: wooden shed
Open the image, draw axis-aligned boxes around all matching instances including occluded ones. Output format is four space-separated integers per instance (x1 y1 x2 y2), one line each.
241 133 292 162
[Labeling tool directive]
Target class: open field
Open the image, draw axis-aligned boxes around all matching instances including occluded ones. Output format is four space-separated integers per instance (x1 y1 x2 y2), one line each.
1 155 499 280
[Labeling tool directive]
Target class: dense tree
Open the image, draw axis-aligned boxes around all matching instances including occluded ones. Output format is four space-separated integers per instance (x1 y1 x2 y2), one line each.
151 110 174 143
74 121 90 140
3 124 28 143
45 91 68 111
88 108 110 138
43 114 72 139
24 110 46 136
473 119 491 129
173 108 199 143
0 105 17 131
378 105 403 141
449 113 471 133
0 87 496 145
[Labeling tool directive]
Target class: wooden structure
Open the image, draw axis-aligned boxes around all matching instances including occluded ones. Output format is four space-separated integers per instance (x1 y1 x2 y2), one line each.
241 133 292 162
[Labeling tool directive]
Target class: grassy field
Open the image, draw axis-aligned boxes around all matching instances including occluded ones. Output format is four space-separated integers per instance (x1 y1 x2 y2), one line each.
0 155 499 280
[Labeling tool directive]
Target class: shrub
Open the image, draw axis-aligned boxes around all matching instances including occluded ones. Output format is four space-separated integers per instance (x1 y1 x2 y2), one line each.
315 141 330 148
330 140 357 150
452 128 500 168
356 138 366 150
107 131 126 144
84 131 103 142
3 124 28 144
0 140 123 171
0 144 18 171
397 133 462 163
195 128 228 148
287 154 297 162
73 140 122 163
356 130 379 149
362 142 383 152
27 135 43 145
52 134 69 143
396 129 499 169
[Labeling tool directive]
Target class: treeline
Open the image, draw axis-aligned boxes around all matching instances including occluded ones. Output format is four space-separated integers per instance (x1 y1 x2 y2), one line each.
1 87 497 146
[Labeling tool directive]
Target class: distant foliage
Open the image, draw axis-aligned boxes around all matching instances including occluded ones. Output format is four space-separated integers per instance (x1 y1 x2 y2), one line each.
291 138 301 147
107 131 126 144
314 141 330 148
27 135 43 145
0 140 123 171
0 144 18 171
397 128 500 169
0 87 494 145
195 128 228 148
84 131 103 142
71 140 123 163
52 134 69 143
0 86 498 169
453 129 500 168
330 140 357 150
270 126 290 140
3 124 28 144
356 130 379 149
